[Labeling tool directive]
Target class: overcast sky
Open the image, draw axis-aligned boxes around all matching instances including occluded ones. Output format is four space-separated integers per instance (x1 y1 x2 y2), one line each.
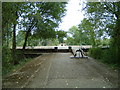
59 0 85 31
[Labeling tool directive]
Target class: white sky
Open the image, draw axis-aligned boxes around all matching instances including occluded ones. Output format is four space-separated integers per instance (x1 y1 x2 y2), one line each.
59 0 85 31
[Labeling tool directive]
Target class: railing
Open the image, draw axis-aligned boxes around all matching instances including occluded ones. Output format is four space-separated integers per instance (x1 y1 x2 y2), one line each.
13 46 109 54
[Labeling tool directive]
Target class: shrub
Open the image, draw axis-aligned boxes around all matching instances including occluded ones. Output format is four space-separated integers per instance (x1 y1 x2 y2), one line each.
89 47 103 59
89 47 119 69
102 48 118 64
2 46 13 75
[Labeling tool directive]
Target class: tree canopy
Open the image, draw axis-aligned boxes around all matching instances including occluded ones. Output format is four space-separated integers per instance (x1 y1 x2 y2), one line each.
2 2 67 65
82 2 120 64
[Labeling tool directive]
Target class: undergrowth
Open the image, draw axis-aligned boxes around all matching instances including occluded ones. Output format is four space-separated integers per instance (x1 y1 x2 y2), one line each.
89 47 119 70
2 57 32 77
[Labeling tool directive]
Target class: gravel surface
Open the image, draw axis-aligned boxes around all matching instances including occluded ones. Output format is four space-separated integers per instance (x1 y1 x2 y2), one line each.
2 53 118 88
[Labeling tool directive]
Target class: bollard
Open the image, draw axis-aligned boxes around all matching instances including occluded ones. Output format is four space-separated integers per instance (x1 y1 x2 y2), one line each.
54 47 58 52
68 46 72 52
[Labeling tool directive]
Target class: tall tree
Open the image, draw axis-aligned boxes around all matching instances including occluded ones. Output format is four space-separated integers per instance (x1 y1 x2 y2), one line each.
2 2 25 64
21 2 67 50
66 26 90 45
83 2 120 63
78 18 96 46
56 30 67 43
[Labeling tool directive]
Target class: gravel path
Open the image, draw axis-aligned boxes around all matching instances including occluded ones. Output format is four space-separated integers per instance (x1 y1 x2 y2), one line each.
2 53 118 88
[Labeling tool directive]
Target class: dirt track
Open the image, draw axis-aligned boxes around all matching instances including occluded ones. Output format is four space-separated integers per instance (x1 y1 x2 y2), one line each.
2 53 118 88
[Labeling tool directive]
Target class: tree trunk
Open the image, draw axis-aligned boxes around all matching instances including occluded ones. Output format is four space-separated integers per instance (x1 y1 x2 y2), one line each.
114 18 120 64
22 19 35 59
22 20 35 50
12 23 18 65
23 29 31 50
6 24 9 47
22 23 35 56
12 11 19 65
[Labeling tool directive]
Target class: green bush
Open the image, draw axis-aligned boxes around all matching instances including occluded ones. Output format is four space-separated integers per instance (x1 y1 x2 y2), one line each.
2 46 32 76
89 47 103 59
2 46 13 76
2 46 25 76
89 47 119 69
102 48 118 64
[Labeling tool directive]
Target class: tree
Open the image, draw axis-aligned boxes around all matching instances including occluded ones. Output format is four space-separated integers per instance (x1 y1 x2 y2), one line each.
2 2 25 64
66 26 90 45
56 30 67 43
2 2 67 65
78 18 96 46
83 2 120 64
21 2 67 50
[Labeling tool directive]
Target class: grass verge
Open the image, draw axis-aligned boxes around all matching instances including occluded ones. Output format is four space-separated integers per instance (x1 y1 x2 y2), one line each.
2 58 32 78
88 47 119 70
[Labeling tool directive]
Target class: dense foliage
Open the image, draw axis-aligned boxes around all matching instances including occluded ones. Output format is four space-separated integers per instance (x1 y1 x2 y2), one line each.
83 2 120 68
66 26 91 45
2 2 67 75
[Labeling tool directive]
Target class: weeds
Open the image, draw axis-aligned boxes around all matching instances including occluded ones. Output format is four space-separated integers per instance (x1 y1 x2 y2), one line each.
89 47 119 69
2 46 33 77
